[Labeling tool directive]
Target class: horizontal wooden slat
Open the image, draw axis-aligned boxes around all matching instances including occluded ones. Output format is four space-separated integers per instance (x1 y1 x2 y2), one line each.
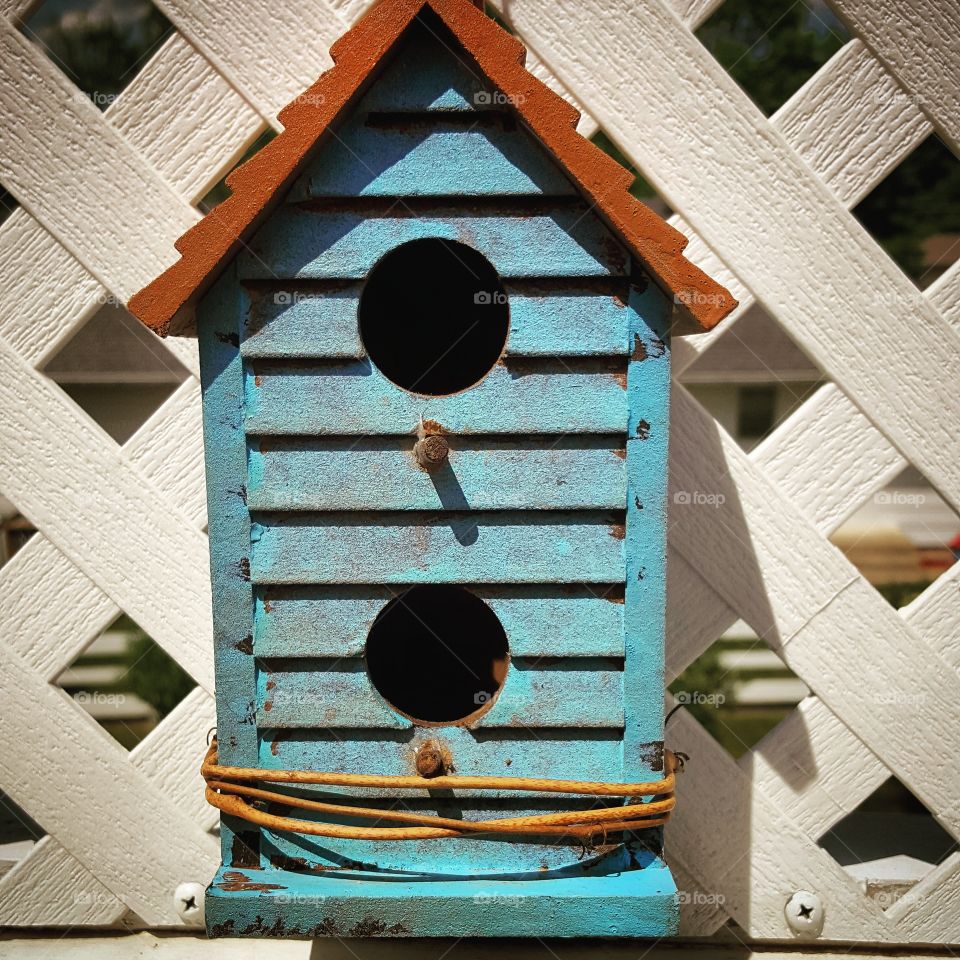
249 512 626 584
260 727 625 795
238 207 629 279
258 658 624 728
254 586 625 657
241 281 632 358
248 437 627 511
245 360 628 435
286 117 578 198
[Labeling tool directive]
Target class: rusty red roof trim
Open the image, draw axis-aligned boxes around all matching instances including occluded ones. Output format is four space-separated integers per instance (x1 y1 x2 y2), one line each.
129 0 736 336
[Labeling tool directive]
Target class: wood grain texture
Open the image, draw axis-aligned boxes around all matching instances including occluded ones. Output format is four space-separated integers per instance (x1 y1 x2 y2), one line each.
245 360 628 435
239 207 629 279
0 336 215 693
249 512 625 584
829 0 960 149
0 21 196 299
259 659 624 727
248 438 626 511
242 282 632 358
254 586 625 657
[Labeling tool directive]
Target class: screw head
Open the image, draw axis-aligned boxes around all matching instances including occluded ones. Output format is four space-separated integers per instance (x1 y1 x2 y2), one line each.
174 881 206 926
785 890 824 937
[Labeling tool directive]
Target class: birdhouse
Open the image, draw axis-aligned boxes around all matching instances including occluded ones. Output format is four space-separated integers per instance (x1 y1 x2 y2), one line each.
130 0 735 940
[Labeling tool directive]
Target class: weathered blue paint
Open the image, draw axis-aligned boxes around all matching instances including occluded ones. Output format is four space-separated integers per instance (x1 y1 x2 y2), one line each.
249 512 624 584
254 586 625 658
198 11 677 938
258 657 624 728
286 122 579 198
206 855 676 938
244 360 628 435
238 209 628 280
248 438 627 511
242 283 631 358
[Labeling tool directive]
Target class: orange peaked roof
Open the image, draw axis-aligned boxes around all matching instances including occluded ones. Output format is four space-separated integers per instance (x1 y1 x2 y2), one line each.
129 0 736 337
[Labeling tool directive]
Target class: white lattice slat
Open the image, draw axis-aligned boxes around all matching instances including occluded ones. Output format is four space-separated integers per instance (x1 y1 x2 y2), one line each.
151 0 345 119
0 210 103 368
0 837 128 928
108 33 263 204
0 638 218 925
666 709 894 941
775 39 932 209
0 337 214 692
0 23 195 300
829 0 960 150
125 380 208 529
0 534 118 680
130 688 219 831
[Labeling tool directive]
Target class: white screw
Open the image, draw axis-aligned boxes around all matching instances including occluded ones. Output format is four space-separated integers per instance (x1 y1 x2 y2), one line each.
785 890 824 938
174 881 206 926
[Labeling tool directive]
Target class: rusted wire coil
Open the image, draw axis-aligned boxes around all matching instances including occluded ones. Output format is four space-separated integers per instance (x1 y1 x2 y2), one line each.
202 741 677 840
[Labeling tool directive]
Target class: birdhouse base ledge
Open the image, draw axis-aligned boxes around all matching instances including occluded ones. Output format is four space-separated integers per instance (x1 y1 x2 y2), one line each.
205 860 679 938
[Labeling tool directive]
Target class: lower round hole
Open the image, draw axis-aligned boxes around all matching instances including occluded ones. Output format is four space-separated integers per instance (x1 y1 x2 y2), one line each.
365 585 509 725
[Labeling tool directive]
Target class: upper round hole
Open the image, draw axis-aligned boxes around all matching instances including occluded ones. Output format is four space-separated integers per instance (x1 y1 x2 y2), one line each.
358 238 509 396
364 585 509 725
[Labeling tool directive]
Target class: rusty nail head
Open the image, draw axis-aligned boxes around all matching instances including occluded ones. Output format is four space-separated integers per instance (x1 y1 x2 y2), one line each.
415 741 446 777
414 434 449 471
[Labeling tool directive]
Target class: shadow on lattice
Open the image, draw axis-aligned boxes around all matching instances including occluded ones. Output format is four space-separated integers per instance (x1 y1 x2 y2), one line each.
680 303 828 452
830 465 959 609
819 776 959 909
670 623 809 759
41 299 189 444
17 0 174 110
590 129 674 220
852 134 960 288
0 791 44 862
696 0 850 116
54 613 195 751
197 127 279 213
0 181 17 228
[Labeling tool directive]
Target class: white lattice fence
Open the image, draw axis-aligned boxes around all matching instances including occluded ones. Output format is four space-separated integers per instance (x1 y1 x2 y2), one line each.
0 0 958 944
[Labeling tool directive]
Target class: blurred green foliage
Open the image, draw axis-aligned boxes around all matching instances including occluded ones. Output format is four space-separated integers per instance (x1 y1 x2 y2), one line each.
123 630 195 718
23 0 172 107
696 0 848 115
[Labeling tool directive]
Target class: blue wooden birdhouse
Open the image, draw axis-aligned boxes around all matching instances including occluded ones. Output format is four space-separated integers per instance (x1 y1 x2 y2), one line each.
131 0 735 940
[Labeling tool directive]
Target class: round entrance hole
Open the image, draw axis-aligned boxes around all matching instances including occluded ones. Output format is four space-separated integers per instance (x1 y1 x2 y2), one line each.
358 238 509 396
365 585 509 725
